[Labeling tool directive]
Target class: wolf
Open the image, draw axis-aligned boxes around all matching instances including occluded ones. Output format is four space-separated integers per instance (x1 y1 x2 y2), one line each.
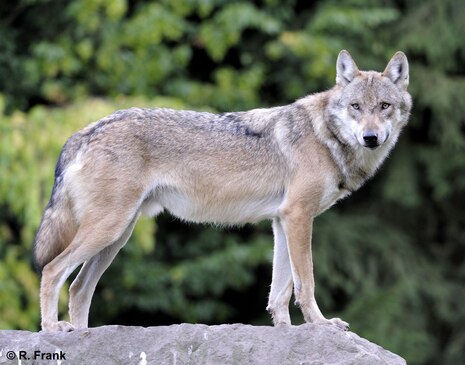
34 50 411 331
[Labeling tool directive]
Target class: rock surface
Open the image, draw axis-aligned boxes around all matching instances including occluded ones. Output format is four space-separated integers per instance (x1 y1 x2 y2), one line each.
0 324 406 365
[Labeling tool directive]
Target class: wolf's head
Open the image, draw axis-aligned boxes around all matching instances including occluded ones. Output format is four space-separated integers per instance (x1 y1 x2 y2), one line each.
329 50 412 150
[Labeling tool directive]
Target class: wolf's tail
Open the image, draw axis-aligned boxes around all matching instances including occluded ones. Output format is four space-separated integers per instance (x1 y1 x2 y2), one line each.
33 189 77 273
33 178 78 274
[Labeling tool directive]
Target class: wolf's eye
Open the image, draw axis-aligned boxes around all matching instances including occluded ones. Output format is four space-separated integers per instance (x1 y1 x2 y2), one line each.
351 103 360 110
381 102 391 110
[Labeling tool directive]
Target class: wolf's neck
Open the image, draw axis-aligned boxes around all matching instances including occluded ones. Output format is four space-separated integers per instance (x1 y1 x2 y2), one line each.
321 119 395 191
301 101 394 192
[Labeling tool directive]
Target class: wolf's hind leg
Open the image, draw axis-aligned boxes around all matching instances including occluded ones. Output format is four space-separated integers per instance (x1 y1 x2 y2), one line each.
68 214 139 329
267 218 293 325
40 211 138 332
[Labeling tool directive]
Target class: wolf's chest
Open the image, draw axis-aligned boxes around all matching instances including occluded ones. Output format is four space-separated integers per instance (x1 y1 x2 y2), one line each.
317 178 351 214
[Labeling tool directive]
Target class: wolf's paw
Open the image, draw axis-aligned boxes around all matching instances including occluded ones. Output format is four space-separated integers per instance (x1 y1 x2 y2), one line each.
42 320 75 332
327 317 350 331
267 304 291 326
314 317 349 331
274 320 291 327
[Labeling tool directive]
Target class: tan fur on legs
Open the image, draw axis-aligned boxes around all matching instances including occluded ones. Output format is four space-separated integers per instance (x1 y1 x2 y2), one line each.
40 212 137 332
278 161 349 329
280 205 347 329
68 214 139 328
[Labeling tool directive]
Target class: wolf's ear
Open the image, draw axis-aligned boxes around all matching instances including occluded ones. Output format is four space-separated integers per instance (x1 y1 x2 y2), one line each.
383 51 409 90
336 50 360 86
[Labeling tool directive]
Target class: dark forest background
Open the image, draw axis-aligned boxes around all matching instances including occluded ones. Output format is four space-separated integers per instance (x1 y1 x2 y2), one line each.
1 1 465 364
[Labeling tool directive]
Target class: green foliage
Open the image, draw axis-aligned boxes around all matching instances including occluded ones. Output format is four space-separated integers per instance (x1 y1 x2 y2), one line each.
0 246 39 329
199 3 281 61
1 1 465 364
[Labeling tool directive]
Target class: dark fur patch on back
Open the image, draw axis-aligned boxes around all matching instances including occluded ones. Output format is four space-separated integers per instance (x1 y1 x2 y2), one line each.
213 113 262 138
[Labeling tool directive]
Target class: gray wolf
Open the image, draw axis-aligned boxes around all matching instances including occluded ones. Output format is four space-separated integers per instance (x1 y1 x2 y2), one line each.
34 50 411 331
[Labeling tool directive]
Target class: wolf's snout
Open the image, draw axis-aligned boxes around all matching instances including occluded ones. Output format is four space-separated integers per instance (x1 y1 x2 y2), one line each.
362 131 379 149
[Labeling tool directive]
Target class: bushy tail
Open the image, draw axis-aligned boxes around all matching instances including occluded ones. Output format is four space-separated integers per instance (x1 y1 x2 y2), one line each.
33 184 77 274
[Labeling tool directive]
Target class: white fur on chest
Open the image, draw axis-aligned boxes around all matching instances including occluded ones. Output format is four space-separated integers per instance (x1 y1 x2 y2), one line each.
318 177 350 214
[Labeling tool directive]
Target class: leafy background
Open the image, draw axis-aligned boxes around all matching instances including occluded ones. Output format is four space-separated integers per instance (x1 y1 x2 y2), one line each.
1 1 464 364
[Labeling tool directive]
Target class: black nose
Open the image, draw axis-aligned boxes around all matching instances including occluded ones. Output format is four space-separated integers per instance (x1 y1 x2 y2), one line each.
363 131 378 148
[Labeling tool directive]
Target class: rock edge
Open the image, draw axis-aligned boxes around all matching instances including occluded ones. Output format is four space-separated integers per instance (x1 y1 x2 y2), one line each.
0 323 406 365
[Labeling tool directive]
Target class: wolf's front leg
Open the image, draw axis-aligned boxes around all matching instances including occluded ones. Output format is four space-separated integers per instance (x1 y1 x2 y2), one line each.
267 218 293 325
280 205 349 330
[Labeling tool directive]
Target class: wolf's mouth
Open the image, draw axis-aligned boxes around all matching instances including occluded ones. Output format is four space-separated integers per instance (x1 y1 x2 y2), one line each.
364 140 380 149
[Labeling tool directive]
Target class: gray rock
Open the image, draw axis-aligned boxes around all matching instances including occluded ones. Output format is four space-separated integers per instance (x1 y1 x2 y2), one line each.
0 324 406 365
